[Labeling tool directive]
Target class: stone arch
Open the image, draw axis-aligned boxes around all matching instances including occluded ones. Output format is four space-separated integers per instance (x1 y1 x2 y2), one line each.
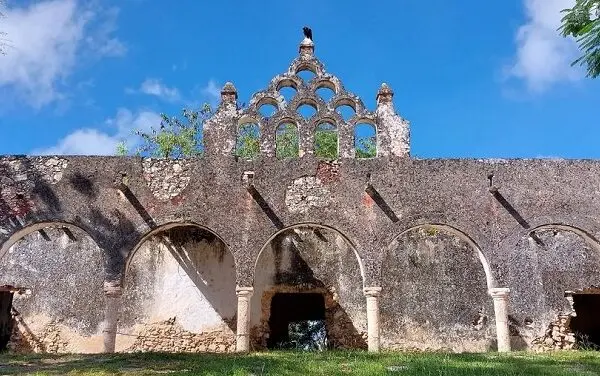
118 222 237 353
250 223 367 350
499 221 600 350
0 221 92 259
0 221 106 353
353 120 378 159
379 223 495 352
253 223 366 283
384 223 494 289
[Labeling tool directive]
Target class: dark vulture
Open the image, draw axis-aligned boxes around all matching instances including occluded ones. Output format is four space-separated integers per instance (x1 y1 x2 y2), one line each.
303 27 313 41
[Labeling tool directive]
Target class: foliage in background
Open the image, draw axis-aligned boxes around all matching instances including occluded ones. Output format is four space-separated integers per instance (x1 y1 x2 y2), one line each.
274 320 328 351
118 104 211 158
355 136 376 158
560 0 600 78
121 107 373 160
314 124 338 160
276 123 299 159
236 123 261 160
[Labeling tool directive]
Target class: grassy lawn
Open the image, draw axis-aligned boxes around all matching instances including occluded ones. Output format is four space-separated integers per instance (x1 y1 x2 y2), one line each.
1 351 600 376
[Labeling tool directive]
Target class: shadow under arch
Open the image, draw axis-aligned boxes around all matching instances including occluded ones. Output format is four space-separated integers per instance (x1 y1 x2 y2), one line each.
251 222 368 350
123 221 235 279
0 220 106 353
253 222 366 286
0 221 95 260
386 223 496 289
526 223 600 252
120 221 238 336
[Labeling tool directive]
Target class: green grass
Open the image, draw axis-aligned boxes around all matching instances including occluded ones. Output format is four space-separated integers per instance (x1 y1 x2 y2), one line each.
1 351 600 376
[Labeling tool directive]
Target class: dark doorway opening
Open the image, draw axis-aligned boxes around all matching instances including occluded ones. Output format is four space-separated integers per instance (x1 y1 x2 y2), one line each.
0 291 14 351
571 294 600 349
268 293 327 350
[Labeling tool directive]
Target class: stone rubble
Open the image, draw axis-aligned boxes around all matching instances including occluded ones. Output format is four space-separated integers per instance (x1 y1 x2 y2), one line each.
531 315 576 351
126 320 235 353
8 319 68 353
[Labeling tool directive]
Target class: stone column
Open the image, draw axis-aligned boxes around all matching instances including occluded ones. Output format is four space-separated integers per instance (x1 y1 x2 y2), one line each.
102 283 123 353
364 287 382 352
235 286 254 353
489 287 511 352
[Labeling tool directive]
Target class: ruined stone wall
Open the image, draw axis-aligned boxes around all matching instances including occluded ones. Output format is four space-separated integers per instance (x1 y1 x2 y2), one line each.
499 229 600 350
0 228 105 353
117 226 236 353
380 227 495 352
3 154 600 353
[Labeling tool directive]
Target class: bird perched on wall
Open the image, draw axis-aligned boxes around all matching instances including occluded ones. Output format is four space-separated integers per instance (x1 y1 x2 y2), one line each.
303 27 313 41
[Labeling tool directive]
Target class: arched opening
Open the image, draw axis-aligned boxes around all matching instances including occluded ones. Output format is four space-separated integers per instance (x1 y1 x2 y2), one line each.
314 122 338 160
258 103 277 118
296 68 316 83
380 224 494 352
276 122 299 159
501 224 600 351
279 86 297 103
252 224 366 350
335 104 356 122
236 123 260 160
0 223 105 354
354 123 377 158
119 224 236 353
316 87 335 103
297 103 317 119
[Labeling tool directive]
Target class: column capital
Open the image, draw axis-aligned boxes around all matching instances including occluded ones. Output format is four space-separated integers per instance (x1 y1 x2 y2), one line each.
236 286 254 297
363 286 382 297
489 287 510 299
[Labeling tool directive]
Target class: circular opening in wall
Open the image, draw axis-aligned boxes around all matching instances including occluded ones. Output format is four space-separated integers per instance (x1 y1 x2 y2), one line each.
259 103 277 118
316 87 335 102
279 86 297 103
335 104 355 121
297 69 316 83
297 103 317 119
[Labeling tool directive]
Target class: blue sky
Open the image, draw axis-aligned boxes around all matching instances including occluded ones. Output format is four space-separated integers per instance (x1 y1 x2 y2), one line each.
0 0 598 158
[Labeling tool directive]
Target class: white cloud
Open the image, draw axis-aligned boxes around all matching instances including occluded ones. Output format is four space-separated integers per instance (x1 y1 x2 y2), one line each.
32 109 161 156
508 0 581 92
132 78 181 102
201 79 220 102
0 0 125 108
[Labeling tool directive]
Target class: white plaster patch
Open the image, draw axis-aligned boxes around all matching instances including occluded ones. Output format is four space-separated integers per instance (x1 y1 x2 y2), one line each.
285 176 331 214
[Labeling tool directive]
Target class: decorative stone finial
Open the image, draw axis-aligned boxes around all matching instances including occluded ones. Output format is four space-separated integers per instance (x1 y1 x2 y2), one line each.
299 27 314 56
376 83 394 105
221 82 238 103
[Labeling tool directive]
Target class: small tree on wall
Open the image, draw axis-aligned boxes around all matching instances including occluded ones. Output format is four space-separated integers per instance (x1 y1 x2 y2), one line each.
118 104 211 158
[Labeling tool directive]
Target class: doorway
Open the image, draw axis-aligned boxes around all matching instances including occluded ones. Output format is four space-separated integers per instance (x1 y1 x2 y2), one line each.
267 293 327 350
0 290 14 351
570 293 600 349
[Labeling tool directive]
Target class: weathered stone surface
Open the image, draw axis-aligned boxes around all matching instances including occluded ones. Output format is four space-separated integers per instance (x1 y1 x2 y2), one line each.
142 158 191 200
2 36 600 354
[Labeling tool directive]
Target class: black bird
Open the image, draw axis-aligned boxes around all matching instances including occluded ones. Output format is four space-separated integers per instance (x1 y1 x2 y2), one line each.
303 26 313 41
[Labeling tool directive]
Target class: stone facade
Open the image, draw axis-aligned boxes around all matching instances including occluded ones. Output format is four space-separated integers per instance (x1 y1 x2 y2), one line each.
1 35 600 354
